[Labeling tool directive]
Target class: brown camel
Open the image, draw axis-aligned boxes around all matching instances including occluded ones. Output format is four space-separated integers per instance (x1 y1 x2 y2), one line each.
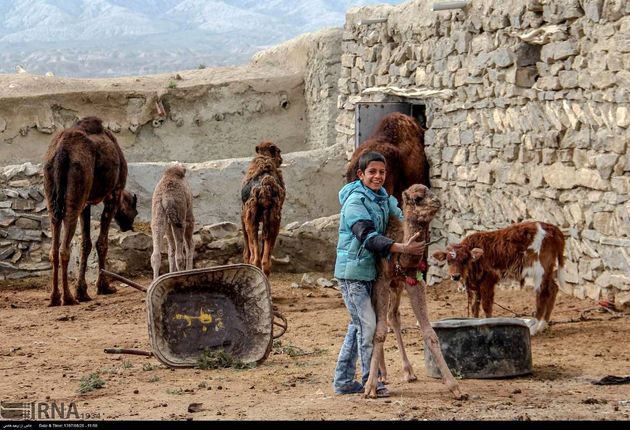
346 111 431 280
240 141 285 277
346 112 430 203
150 163 195 279
43 116 138 306
364 184 464 400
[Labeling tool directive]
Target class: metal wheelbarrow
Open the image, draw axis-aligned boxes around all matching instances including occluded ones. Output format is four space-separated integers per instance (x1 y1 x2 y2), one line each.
100 264 287 368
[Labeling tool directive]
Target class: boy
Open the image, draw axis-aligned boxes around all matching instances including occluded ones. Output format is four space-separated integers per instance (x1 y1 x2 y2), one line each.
333 151 425 397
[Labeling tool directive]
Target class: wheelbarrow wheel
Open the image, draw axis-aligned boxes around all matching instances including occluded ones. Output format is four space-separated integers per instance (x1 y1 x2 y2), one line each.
272 309 288 339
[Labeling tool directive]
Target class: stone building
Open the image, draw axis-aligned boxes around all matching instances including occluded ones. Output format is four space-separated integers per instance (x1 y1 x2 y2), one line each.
335 0 629 305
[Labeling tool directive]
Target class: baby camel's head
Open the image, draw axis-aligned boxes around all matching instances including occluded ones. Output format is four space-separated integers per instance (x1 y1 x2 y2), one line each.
401 184 441 223
255 141 283 167
164 162 186 179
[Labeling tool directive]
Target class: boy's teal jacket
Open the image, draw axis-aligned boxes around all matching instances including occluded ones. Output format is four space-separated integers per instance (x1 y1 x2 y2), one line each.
334 180 403 281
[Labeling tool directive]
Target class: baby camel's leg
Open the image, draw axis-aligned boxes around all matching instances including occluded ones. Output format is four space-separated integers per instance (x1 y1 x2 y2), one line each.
405 281 465 400
150 217 166 279
165 223 177 273
242 200 260 268
364 277 389 398
388 281 417 383
170 223 186 272
184 213 194 270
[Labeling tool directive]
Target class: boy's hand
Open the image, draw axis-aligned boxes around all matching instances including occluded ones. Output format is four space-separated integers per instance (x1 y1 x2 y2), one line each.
403 232 426 257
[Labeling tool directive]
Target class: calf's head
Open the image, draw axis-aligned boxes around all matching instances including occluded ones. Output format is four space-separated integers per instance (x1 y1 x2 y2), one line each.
432 244 484 282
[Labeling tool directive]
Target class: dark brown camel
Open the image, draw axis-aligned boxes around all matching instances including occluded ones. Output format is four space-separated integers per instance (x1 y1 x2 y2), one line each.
43 117 138 306
346 111 431 279
346 112 430 203
364 184 464 400
240 141 285 277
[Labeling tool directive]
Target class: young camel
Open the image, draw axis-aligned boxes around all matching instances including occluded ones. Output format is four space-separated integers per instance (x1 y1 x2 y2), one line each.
240 141 285 277
364 184 465 400
150 163 195 279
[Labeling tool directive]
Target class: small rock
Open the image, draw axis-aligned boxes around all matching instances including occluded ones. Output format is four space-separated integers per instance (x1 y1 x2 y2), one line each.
316 277 335 288
300 273 316 287
188 403 203 413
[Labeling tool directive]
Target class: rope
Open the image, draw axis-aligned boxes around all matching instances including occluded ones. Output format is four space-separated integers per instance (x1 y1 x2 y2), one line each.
493 301 520 317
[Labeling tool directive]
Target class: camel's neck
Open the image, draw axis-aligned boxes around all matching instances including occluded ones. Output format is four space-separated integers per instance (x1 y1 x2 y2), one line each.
403 215 430 243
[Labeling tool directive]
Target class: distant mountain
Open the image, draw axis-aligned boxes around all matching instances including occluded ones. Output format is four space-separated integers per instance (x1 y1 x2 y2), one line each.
0 0 403 78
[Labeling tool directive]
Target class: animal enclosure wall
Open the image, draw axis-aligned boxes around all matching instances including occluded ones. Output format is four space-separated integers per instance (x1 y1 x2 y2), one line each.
336 0 630 306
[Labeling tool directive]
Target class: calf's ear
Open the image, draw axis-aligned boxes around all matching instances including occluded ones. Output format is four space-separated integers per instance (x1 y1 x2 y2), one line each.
432 250 447 262
470 248 484 261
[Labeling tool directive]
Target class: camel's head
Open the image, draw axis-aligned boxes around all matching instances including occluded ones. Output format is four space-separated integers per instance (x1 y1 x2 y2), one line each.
256 141 283 167
115 191 138 232
401 184 441 223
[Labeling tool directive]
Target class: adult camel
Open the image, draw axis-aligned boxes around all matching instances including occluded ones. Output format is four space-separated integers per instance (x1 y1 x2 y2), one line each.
43 117 137 306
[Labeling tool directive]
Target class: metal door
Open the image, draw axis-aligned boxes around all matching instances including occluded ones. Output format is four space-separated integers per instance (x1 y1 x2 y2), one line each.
355 102 426 148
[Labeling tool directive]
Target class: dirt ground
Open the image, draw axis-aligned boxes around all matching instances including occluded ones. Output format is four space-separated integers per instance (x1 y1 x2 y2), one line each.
1 272 629 422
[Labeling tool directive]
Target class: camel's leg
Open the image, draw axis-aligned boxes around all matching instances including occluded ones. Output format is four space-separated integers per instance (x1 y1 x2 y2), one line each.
364 277 390 398
243 202 260 269
184 214 194 270
165 223 177 273
59 216 79 306
241 216 250 264
74 206 92 302
48 220 62 306
95 197 117 295
151 218 166 279
261 206 281 277
388 282 417 383
170 223 186 272
405 281 464 399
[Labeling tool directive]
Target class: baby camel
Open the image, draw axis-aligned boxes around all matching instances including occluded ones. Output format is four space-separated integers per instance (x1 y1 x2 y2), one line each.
240 141 285 277
150 163 195 279
364 184 464 400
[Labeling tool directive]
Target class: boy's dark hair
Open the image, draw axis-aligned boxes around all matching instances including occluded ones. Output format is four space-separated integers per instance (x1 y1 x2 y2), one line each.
357 151 387 173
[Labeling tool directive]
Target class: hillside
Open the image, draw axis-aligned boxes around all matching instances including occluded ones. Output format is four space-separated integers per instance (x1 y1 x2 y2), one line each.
0 0 403 77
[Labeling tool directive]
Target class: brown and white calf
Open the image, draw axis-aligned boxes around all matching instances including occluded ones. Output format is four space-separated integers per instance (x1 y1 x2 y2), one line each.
432 221 565 335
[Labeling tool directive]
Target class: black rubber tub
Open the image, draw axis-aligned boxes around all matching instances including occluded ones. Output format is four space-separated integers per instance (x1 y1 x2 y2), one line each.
424 317 533 379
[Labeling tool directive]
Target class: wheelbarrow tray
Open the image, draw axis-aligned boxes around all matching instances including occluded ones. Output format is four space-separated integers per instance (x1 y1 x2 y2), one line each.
145 264 273 368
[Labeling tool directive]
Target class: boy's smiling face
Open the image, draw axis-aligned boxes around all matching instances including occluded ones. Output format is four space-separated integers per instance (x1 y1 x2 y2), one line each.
358 160 386 193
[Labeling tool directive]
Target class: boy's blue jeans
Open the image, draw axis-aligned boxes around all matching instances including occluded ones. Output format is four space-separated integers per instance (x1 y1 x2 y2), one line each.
332 279 376 394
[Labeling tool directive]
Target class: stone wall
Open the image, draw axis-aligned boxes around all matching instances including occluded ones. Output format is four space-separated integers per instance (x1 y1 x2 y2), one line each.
336 0 630 306
0 163 51 280
0 28 343 165
0 143 346 280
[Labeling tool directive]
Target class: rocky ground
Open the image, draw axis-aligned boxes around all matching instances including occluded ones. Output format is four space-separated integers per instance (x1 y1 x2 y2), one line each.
1 272 629 421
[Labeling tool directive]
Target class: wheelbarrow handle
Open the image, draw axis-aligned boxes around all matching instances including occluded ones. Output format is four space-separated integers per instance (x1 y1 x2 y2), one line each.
104 348 153 356
100 269 147 293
